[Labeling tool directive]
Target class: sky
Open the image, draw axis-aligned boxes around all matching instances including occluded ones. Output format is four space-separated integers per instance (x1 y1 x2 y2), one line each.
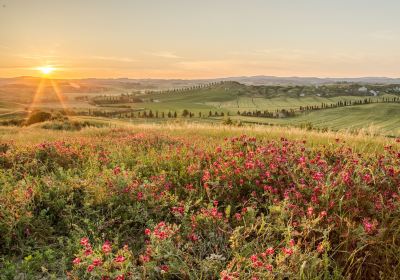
0 0 400 79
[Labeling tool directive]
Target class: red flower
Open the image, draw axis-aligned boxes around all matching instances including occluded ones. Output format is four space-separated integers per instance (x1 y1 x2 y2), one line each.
141 254 150 263
189 233 199 242
114 255 126 263
113 166 121 175
307 207 314 217
234 213 242 220
92 258 103 266
84 247 93 256
312 172 324 181
144 228 151 235
363 218 378 234
87 264 95 272
160 264 169 272
265 247 275 255
250 254 258 262
80 237 90 246
114 275 125 280
72 257 81 265
102 241 112 254
282 247 293 256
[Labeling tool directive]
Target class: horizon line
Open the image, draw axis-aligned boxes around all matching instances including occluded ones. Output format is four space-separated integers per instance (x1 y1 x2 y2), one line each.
2 75 400 81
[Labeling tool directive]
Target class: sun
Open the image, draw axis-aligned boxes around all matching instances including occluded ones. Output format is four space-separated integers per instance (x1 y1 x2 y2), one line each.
37 66 55 75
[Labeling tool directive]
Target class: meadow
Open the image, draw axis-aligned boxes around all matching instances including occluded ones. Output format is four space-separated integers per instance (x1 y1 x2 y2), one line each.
0 123 399 279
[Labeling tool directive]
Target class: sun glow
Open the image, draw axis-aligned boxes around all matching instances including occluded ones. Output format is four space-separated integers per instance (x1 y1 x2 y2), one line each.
29 65 66 114
37 66 55 75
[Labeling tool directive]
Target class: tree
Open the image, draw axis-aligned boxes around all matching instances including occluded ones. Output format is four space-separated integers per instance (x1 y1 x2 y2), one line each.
182 109 190 117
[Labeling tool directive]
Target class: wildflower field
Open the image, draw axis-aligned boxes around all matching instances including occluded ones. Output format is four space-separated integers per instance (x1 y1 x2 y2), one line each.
0 124 399 279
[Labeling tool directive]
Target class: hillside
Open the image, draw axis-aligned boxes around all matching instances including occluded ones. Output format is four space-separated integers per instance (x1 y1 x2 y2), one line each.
1 80 399 136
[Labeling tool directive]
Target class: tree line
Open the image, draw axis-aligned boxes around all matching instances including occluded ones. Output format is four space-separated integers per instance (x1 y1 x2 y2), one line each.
239 97 400 119
84 109 229 119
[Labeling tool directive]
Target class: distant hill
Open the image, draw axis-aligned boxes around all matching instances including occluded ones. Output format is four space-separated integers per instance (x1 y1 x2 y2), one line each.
1 76 400 91
220 76 400 85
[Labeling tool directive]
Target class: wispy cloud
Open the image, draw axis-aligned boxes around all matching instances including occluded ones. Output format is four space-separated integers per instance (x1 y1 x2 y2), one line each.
15 54 58 60
149 51 182 59
368 30 397 41
90 56 136 63
0 45 10 50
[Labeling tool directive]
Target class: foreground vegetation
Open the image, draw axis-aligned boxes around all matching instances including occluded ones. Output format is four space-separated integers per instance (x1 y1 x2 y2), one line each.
0 124 399 279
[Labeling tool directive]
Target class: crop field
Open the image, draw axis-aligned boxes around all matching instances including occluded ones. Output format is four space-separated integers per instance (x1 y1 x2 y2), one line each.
234 103 400 137
0 124 399 279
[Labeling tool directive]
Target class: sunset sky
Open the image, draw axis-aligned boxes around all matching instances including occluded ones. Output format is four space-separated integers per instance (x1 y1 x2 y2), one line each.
1 0 399 79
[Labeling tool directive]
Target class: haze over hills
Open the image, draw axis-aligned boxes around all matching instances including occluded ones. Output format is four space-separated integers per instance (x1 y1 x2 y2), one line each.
1 76 400 92
220 76 400 85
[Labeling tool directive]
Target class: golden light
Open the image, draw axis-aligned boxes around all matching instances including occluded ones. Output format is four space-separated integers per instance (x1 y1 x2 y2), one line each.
29 65 66 114
37 66 55 75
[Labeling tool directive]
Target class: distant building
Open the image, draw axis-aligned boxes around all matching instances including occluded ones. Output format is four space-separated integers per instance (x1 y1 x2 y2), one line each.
358 86 368 93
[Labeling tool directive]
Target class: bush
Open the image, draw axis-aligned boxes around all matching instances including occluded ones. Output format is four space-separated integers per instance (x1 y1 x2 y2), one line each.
0 119 24 126
41 120 104 131
25 111 52 125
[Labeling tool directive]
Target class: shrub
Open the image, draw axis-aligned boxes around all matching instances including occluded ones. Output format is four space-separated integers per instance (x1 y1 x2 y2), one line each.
25 111 52 125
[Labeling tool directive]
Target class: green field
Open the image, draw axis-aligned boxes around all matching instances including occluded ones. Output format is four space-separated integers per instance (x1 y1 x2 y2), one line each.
233 103 400 136
1 81 399 136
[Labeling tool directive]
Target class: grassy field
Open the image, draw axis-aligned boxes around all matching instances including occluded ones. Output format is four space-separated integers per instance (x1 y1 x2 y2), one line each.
1 121 397 152
232 103 400 136
1 81 399 137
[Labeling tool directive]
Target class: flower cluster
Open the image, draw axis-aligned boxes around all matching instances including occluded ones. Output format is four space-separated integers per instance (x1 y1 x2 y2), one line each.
68 238 133 279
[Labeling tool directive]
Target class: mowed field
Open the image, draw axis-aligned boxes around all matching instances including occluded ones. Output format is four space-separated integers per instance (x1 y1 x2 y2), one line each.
233 103 400 136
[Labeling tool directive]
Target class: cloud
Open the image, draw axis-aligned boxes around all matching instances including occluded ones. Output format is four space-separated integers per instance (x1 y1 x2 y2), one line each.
368 30 397 41
13 54 57 60
90 56 136 63
149 51 182 59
